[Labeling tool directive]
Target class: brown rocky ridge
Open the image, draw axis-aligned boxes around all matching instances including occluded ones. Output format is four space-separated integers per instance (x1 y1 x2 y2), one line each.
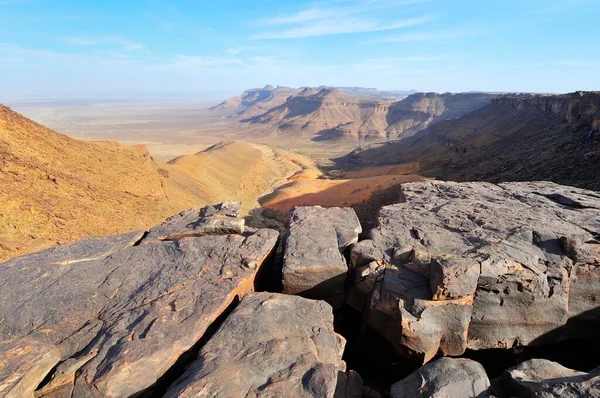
215 87 497 143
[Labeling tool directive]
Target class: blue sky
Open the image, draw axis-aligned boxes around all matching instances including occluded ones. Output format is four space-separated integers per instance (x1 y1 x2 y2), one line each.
1 0 599 98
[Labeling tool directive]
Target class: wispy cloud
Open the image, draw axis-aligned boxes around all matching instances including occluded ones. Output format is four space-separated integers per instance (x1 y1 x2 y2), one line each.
251 0 432 39
371 29 473 43
251 16 432 39
174 55 246 67
226 46 262 55
65 37 144 52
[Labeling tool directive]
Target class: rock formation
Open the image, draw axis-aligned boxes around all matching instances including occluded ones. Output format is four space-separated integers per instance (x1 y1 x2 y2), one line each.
385 92 497 139
497 359 600 397
338 91 600 191
390 358 491 398
164 292 346 397
210 85 300 118
0 203 278 397
220 88 495 142
347 181 600 362
1 180 599 397
282 206 362 308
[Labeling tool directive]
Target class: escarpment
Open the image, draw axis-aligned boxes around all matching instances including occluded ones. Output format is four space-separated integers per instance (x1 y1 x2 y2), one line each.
1 180 599 397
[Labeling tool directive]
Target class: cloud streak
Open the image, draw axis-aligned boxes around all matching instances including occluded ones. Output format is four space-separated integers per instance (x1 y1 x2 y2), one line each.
371 29 473 43
251 0 432 39
251 16 432 39
65 37 145 52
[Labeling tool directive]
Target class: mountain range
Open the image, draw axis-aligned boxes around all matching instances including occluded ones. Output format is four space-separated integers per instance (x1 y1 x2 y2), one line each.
212 85 499 142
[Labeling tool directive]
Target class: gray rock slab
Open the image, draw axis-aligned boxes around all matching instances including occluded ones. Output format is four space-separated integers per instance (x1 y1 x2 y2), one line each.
142 201 244 244
0 224 278 398
283 206 362 308
498 358 600 397
390 357 490 398
164 292 347 398
347 181 600 361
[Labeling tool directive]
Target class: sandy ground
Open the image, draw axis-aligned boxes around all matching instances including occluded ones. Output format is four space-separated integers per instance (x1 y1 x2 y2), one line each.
259 174 426 221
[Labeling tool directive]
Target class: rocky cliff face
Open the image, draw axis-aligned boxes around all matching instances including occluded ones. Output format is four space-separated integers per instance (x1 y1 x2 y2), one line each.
210 85 300 118
214 88 496 143
243 88 391 141
338 91 600 191
493 91 600 130
385 92 497 138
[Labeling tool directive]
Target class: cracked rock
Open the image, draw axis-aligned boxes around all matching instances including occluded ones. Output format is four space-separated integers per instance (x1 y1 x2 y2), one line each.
164 292 347 398
142 201 244 243
0 206 278 398
347 181 600 362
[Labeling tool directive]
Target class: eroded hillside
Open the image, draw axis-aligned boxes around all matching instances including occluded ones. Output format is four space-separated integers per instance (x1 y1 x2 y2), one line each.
338 91 600 190
0 106 303 261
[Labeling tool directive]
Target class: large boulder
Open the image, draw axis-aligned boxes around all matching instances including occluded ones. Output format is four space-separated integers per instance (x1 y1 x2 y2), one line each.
0 204 278 398
497 358 600 397
164 292 347 397
348 181 600 363
283 206 362 308
390 357 490 398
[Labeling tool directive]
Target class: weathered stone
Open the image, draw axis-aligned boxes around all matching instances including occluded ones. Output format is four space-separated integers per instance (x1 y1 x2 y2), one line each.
399 297 473 363
429 257 480 300
35 352 96 397
142 201 244 243
0 338 61 398
390 357 490 398
347 181 600 360
498 359 600 397
283 206 362 308
0 215 278 397
164 292 347 398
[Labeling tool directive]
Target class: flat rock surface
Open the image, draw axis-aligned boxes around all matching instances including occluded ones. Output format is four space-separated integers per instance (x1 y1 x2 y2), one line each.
0 209 278 397
348 181 600 361
164 292 346 398
143 201 244 243
498 359 600 397
283 206 361 307
390 357 490 398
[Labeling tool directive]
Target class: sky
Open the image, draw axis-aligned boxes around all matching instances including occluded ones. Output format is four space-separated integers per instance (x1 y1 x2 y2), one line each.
1 0 599 99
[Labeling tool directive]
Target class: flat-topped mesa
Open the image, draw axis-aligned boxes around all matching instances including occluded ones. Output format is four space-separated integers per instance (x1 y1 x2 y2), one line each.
493 91 600 130
164 292 348 397
142 201 244 243
348 181 600 363
0 203 278 398
282 206 362 308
